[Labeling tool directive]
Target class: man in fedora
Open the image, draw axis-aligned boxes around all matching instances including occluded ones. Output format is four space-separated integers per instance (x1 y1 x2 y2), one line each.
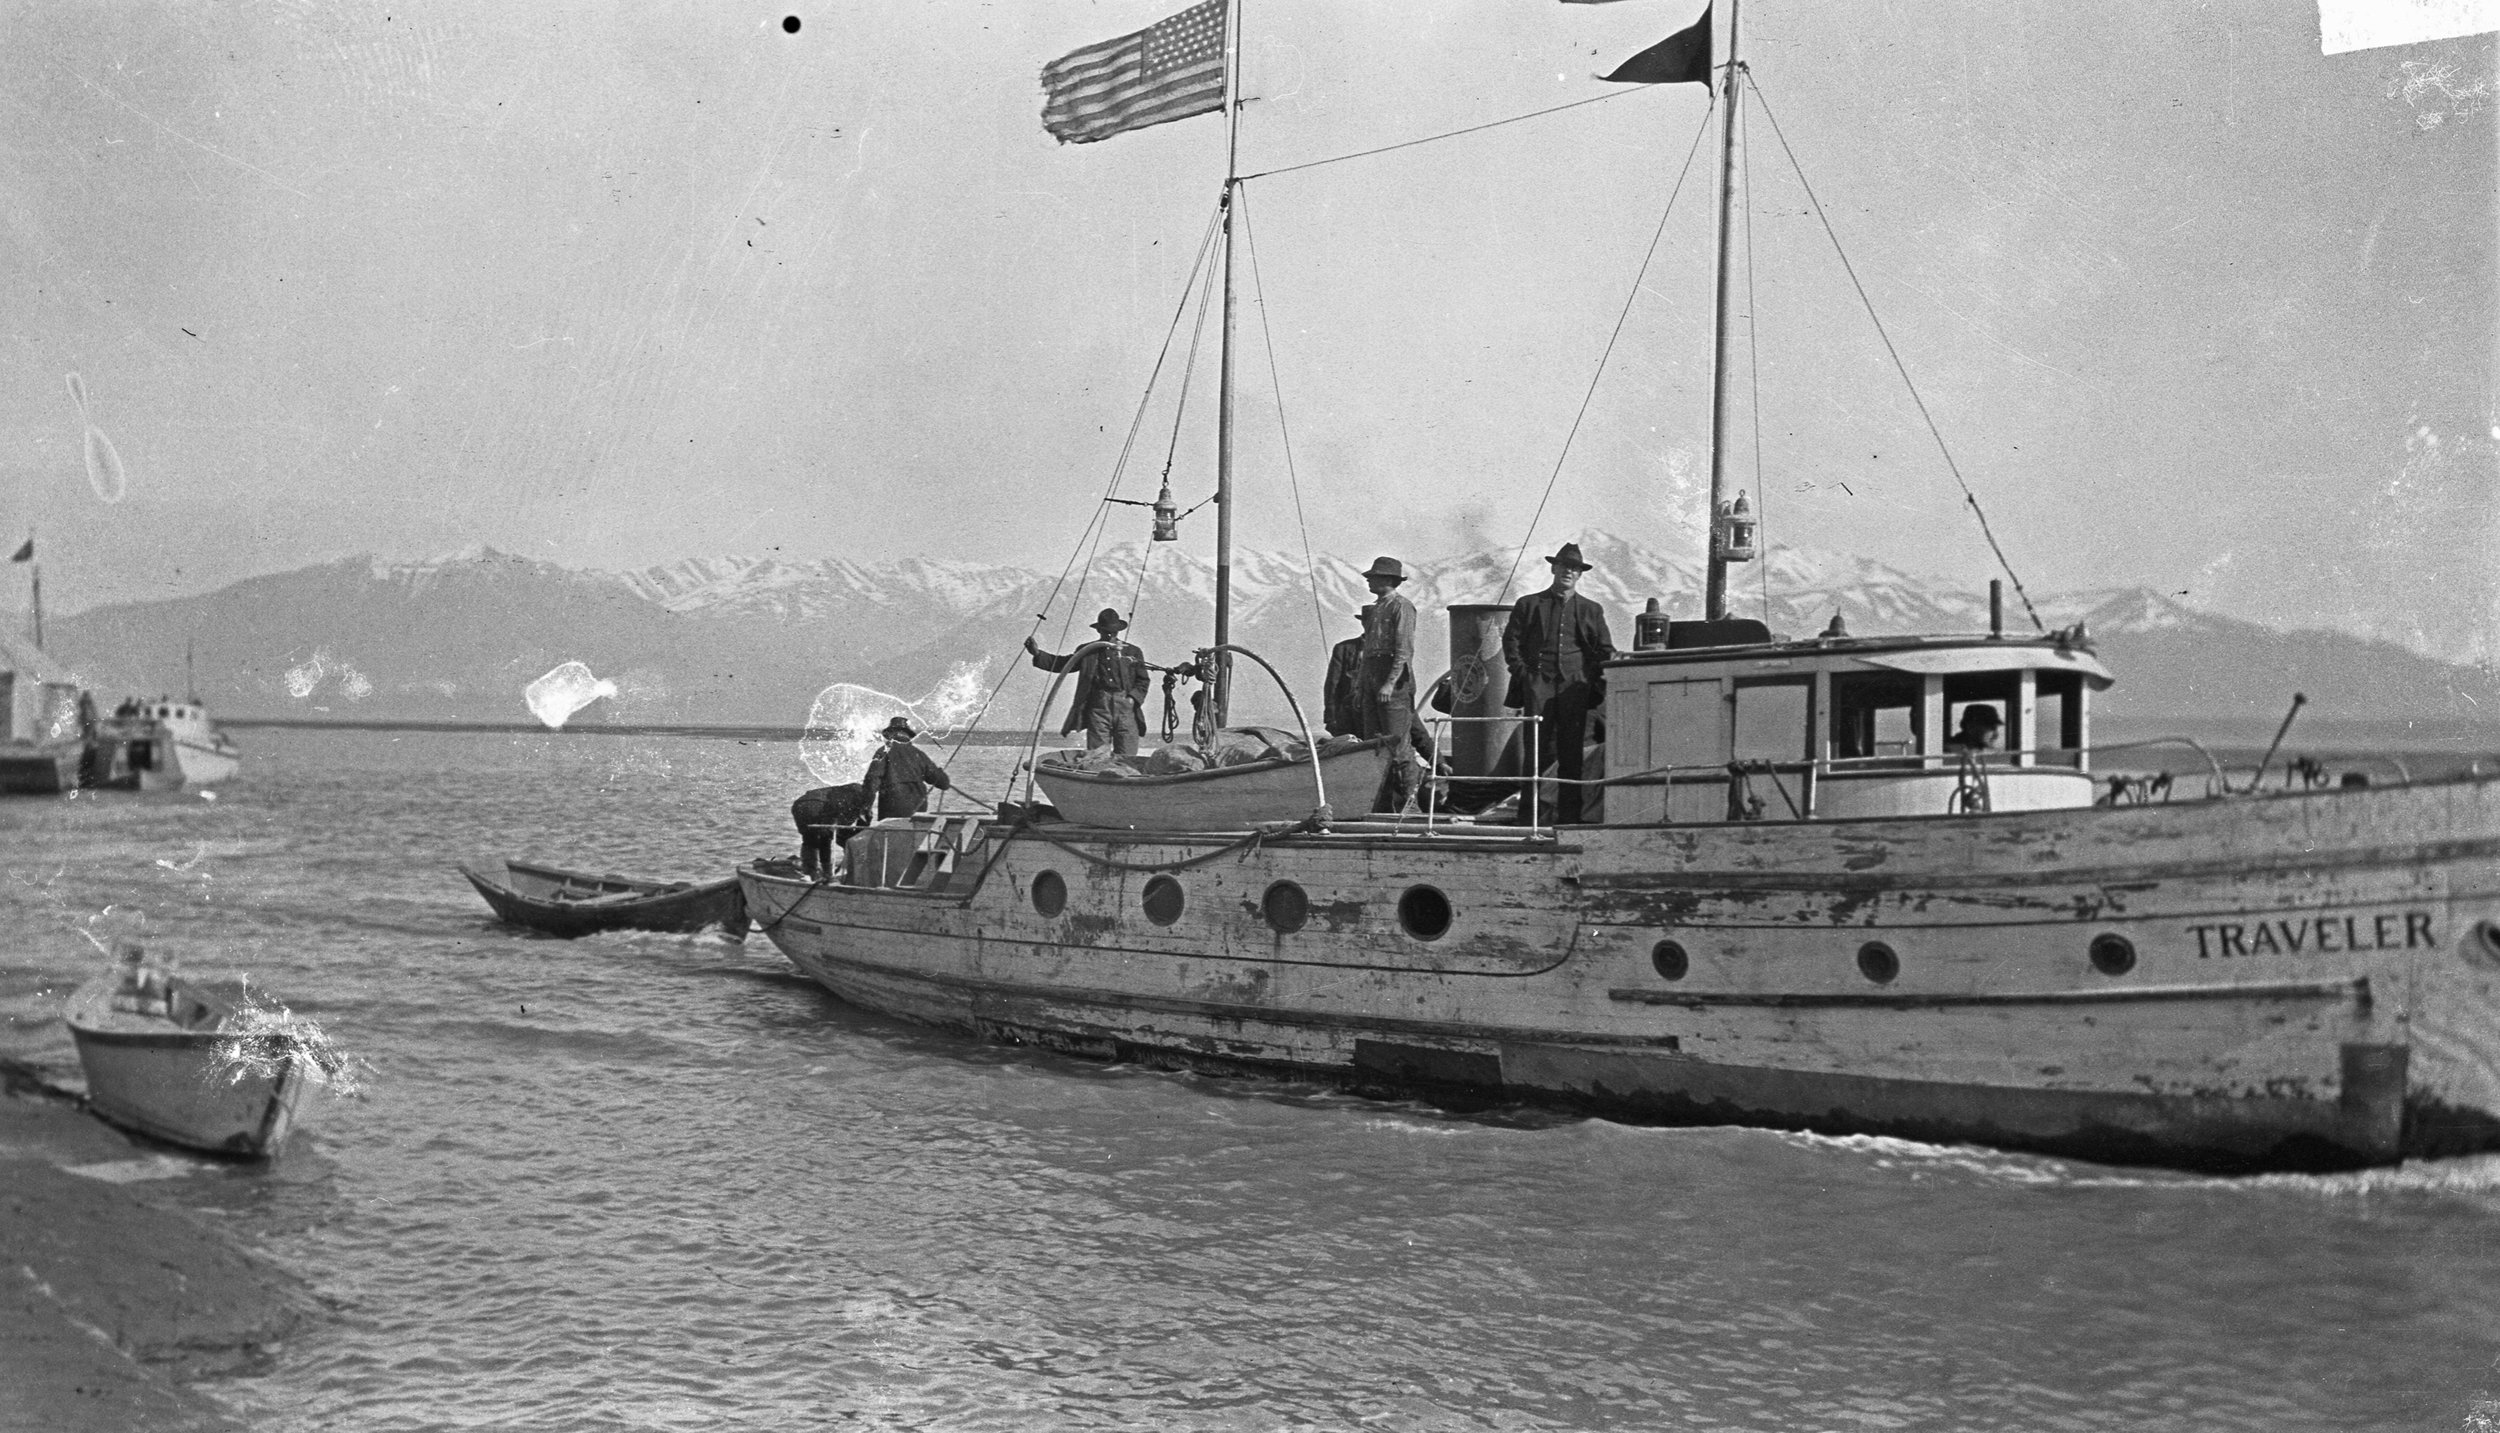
1025 607 1152 759
1359 555 1420 812
863 716 954 821
1502 541 1617 823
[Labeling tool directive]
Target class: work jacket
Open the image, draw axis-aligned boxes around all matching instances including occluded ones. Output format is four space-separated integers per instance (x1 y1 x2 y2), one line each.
1502 589 1617 702
1030 640 1151 736
1323 636 1366 737
864 741 952 819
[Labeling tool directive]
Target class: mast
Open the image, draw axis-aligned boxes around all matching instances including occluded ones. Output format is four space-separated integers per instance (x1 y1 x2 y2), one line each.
1209 0 1244 728
1703 0 1742 622
29 563 41 650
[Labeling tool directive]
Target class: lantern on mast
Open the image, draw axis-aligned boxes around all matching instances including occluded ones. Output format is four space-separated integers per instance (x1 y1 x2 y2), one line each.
1715 490 1758 564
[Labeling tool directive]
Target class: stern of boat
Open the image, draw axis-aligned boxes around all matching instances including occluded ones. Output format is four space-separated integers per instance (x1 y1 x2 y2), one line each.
2401 778 2500 1155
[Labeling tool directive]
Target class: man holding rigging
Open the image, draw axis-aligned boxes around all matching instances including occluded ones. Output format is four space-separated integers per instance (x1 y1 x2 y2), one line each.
1026 607 1153 759
1502 542 1616 824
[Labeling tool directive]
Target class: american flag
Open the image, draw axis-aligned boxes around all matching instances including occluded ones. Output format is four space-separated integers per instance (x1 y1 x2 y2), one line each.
1041 0 1228 146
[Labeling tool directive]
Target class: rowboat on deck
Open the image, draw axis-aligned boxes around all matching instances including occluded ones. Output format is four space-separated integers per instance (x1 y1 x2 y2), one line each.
1031 735 1393 831
460 858 751 938
64 975 308 1158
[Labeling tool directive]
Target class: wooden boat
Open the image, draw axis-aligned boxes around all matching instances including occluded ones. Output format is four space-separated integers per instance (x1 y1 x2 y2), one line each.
738 8 2500 1171
85 697 243 791
0 632 86 795
461 858 750 938
1033 736 1393 831
63 976 307 1158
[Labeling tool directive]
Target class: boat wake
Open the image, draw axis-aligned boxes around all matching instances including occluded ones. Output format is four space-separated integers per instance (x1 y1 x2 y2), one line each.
1766 1127 2500 1200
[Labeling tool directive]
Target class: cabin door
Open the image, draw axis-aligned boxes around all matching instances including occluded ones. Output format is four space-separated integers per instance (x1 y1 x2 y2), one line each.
1645 679 1728 823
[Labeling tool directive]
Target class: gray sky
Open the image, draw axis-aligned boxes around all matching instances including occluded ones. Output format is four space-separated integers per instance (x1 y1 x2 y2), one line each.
3 1 2494 661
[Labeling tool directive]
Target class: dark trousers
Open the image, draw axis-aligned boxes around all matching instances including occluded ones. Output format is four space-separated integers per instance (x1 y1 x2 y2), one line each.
1525 678 1595 824
1367 687 1418 813
1082 699 1141 758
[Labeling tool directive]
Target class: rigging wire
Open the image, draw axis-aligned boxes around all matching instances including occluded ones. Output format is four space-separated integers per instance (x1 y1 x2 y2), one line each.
1240 89 1648 183
1497 89 1720 605
1739 70 1772 623
943 199 1226 765
1233 186 1333 657
1745 72 2046 632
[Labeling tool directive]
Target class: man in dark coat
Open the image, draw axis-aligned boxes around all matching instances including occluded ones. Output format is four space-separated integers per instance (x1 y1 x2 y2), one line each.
863 716 953 821
1359 556 1420 813
1323 605 1374 739
1025 607 1152 758
1502 542 1617 823
790 781 873 879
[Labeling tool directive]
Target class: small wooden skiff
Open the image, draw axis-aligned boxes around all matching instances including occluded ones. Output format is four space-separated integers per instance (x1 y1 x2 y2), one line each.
1032 737 1393 831
460 858 750 938
63 976 306 1158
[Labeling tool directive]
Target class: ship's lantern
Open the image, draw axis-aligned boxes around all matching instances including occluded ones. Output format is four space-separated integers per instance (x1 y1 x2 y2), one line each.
1715 491 1758 564
1151 481 1180 542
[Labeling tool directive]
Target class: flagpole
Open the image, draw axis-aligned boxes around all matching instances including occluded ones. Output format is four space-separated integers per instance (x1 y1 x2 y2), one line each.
1703 0 1742 623
1209 0 1243 730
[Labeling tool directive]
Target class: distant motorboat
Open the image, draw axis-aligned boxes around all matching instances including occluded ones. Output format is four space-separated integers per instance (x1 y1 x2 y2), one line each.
63 974 308 1158
89 696 242 791
461 858 751 938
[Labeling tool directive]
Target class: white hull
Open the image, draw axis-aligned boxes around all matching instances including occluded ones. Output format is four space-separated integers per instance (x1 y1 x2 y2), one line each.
747 776 2500 1170
63 979 305 1157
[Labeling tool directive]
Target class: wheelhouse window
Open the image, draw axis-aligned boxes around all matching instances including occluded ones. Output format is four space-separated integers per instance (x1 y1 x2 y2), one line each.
2036 670 2086 767
1829 673 1922 766
1943 673 2020 763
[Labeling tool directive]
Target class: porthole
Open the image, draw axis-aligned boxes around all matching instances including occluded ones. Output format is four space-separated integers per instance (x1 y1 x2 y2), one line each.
1398 885 1453 941
1142 875 1186 926
2474 919 2500 965
1856 940 1900 985
2089 932 2137 977
1262 881 1309 934
1030 870 1067 917
1651 939 1689 981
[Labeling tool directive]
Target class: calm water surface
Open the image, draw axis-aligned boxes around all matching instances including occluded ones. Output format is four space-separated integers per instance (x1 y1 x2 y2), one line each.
4 728 2498 1431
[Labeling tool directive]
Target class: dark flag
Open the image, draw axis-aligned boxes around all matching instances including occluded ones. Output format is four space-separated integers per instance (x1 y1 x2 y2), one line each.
8 538 29 562
1600 7 1712 85
1041 0 1228 145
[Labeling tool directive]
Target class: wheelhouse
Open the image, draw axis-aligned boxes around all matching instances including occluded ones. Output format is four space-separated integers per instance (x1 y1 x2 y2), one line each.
1600 630 2113 824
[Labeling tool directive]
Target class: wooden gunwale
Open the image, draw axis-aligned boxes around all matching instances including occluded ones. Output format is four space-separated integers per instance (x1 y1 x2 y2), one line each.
1605 977 2369 1009
1571 837 2500 892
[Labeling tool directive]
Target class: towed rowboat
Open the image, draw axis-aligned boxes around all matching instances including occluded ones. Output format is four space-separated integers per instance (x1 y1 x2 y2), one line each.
460 858 750 938
64 976 307 1158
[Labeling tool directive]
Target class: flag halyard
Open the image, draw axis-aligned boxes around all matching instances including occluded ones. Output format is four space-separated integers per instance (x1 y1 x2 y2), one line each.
1042 0 1228 145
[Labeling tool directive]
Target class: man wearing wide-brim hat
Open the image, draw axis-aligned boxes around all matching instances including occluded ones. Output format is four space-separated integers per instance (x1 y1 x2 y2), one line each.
1025 607 1153 759
1358 555 1421 813
861 715 955 823
1501 541 1617 824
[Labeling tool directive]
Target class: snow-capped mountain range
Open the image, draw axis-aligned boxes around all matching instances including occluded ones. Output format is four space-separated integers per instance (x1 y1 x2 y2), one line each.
34 532 2500 736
